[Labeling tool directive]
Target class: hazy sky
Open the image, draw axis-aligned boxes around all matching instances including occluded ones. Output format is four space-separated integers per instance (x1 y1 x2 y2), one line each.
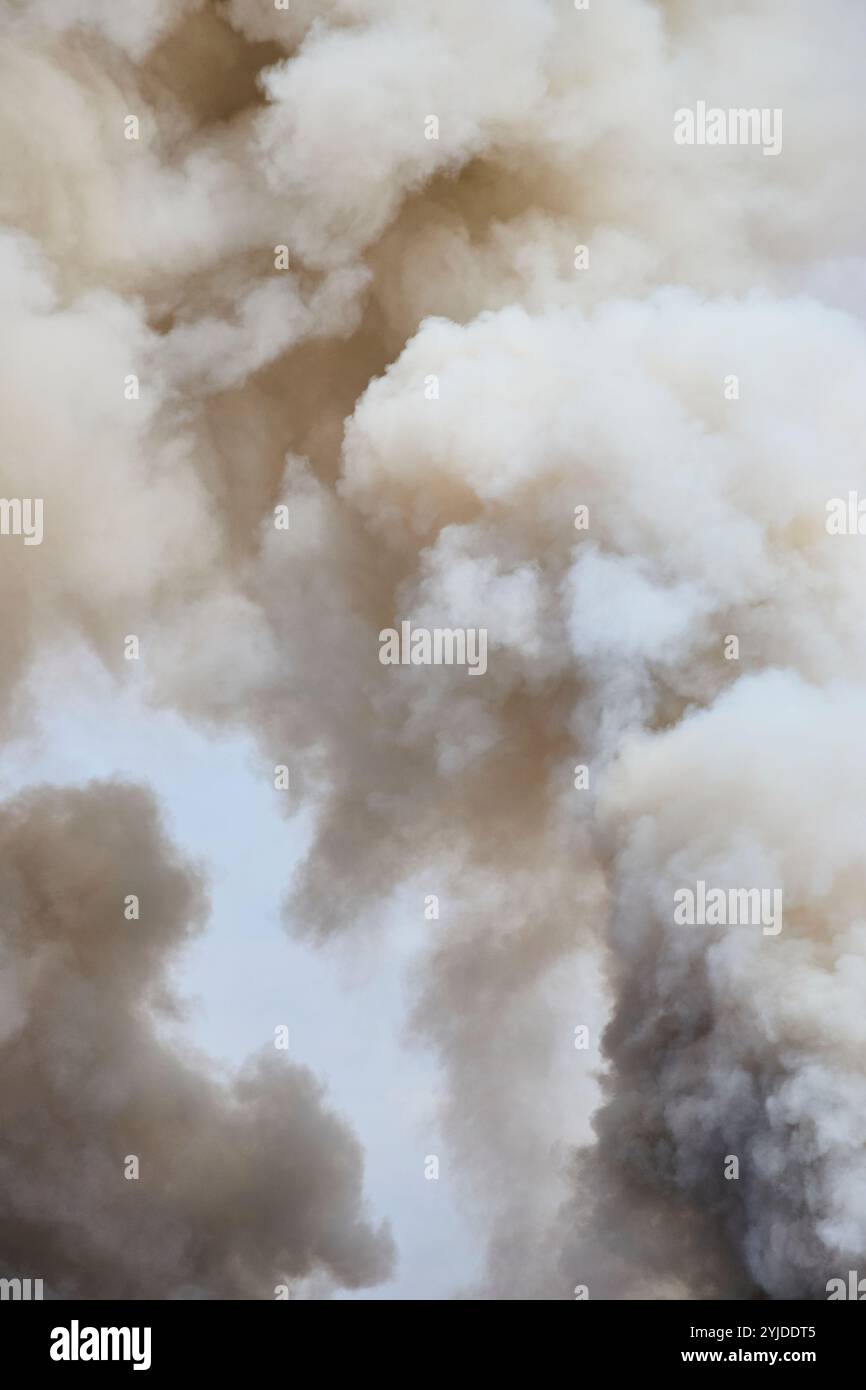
0 646 480 1299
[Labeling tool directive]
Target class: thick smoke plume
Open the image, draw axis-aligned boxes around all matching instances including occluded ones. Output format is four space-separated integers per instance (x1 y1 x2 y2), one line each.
2 0 866 1298
0 779 393 1297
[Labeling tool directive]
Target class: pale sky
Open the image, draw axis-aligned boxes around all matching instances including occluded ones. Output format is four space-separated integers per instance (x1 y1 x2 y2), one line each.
0 644 480 1299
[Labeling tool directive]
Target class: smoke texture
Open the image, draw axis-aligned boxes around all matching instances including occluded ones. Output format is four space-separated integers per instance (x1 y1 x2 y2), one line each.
3 0 866 1298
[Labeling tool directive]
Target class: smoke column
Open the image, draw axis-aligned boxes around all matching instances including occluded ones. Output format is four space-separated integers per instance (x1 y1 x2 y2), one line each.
2 0 866 1298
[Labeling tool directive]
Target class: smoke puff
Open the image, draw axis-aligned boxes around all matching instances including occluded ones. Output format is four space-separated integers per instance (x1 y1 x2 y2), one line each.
0 780 393 1297
595 674 866 1298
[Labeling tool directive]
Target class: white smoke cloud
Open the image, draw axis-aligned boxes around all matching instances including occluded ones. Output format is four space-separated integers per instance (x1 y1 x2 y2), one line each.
0 0 200 60
2 0 866 1298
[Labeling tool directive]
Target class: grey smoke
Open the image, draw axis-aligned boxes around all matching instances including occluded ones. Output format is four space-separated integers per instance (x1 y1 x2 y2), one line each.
0 779 393 1297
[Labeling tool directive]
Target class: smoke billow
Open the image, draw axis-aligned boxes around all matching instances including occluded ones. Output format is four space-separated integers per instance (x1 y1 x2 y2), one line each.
0 779 393 1297
3 0 866 1298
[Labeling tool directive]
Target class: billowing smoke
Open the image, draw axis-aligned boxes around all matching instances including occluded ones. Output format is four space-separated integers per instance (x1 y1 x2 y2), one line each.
0 779 393 1297
2 0 866 1298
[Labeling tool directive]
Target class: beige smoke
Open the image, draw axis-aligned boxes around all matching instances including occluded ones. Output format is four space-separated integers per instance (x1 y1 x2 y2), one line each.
0 778 393 1297
2 0 866 1298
